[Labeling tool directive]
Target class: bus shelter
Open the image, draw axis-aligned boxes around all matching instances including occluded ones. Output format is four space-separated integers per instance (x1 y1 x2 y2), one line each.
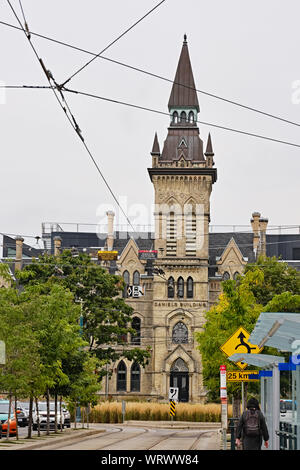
230 312 300 451
228 352 284 450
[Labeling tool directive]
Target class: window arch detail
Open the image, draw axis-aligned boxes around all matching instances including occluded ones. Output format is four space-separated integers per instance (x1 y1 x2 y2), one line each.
123 270 130 298
172 322 188 344
131 316 141 345
177 277 184 298
133 270 140 286
117 360 127 391
130 362 141 392
187 277 194 298
167 277 175 298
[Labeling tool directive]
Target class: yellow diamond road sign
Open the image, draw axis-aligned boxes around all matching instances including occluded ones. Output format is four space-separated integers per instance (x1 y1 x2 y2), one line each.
220 327 263 370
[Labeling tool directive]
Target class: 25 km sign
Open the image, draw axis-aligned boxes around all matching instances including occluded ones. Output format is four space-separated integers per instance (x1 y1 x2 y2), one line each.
227 370 259 382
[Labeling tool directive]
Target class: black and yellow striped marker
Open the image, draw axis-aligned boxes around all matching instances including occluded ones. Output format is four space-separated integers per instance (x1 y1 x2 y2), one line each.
170 400 176 417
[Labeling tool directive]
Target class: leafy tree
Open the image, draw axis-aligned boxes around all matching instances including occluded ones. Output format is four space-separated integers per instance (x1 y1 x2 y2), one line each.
196 275 262 401
16 251 151 376
244 256 300 306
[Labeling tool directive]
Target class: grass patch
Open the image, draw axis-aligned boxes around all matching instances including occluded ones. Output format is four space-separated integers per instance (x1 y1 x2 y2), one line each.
89 402 231 423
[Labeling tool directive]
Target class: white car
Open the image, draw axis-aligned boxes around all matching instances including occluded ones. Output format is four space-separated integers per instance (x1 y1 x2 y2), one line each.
62 402 71 428
32 402 65 430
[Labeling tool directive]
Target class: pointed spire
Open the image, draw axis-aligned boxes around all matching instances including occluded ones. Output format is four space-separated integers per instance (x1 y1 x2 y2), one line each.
205 133 214 156
151 132 160 155
168 35 200 112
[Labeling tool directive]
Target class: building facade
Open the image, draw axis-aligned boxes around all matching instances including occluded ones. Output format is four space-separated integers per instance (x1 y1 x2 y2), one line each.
3 38 300 403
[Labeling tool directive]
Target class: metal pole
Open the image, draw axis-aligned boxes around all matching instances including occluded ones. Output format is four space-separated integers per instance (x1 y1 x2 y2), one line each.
241 382 245 412
273 364 280 450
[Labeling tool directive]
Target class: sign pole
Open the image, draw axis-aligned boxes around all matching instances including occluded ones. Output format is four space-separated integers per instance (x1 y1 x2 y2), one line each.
220 365 228 450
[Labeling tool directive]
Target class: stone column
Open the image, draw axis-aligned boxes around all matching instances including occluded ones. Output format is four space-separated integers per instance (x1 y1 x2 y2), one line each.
106 211 115 251
250 212 261 257
259 217 269 256
15 236 24 271
53 236 62 257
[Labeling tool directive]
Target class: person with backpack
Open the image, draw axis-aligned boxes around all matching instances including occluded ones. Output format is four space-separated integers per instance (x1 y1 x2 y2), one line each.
235 397 269 450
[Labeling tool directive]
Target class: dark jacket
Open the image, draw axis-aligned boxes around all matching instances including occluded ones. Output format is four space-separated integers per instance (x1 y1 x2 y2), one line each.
236 407 269 450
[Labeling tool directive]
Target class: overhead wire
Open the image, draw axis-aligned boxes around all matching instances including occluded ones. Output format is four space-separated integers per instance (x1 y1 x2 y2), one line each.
1 19 300 130
5 0 138 234
60 0 167 87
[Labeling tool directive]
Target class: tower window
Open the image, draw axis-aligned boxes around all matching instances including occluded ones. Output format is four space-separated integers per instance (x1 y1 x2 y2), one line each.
167 277 175 298
180 111 187 123
172 322 188 344
177 277 184 298
166 211 177 257
172 111 178 124
130 362 141 392
187 277 194 298
188 111 194 123
117 361 127 391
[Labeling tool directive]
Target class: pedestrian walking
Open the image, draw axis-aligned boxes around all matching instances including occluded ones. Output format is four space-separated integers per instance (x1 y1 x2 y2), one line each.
235 397 269 450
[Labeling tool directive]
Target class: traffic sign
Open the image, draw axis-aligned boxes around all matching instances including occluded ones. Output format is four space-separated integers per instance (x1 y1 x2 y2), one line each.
226 370 259 382
169 387 179 402
127 285 145 298
169 400 176 417
220 326 262 370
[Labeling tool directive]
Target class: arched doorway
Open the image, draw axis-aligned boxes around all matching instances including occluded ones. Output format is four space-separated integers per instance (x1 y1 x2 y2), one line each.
170 358 189 402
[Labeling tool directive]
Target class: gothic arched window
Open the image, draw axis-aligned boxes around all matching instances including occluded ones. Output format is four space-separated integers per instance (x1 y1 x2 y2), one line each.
117 361 127 391
180 111 187 123
222 271 230 281
133 270 140 286
177 277 184 298
188 111 194 123
187 277 194 298
171 358 189 372
131 317 141 345
130 362 141 392
172 322 188 344
172 111 178 123
167 277 175 298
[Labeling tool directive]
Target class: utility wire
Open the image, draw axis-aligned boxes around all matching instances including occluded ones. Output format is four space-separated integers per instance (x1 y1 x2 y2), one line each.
4 82 300 148
60 0 167 87
6 0 136 234
64 87 300 149
2 19 300 129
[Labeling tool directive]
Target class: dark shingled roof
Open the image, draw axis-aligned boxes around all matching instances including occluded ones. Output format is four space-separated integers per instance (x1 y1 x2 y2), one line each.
168 36 200 112
160 127 205 162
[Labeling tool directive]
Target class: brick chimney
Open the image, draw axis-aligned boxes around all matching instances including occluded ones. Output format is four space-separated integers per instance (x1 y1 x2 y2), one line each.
106 211 115 251
53 236 62 257
259 217 269 256
251 212 261 256
15 236 24 271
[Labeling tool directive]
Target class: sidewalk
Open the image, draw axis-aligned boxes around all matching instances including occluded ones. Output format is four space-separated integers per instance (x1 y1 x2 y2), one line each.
0 424 106 450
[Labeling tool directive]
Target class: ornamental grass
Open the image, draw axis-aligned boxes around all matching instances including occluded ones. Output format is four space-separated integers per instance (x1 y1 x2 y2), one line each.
89 401 230 423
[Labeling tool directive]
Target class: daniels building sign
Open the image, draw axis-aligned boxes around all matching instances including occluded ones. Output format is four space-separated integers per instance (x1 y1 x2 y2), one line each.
154 301 207 308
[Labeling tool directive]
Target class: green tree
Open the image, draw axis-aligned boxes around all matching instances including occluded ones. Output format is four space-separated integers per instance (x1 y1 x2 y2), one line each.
245 256 300 305
196 275 262 401
16 251 151 375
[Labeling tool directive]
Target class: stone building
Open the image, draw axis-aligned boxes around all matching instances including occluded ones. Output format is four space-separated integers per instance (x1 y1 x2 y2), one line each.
2 38 300 403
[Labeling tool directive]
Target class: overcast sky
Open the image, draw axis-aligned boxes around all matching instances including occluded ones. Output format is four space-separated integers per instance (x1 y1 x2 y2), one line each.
1 0 300 245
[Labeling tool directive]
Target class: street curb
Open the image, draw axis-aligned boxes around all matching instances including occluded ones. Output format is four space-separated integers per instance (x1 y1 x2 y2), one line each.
123 420 222 429
4 428 105 451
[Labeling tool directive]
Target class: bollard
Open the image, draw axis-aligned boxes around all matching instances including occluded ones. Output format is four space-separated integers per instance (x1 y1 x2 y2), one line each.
228 418 240 450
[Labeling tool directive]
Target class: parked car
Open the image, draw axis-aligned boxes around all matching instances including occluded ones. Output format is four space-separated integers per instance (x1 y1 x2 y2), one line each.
280 399 297 423
62 402 71 428
32 402 65 430
16 402 30 427
0 400 17 436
